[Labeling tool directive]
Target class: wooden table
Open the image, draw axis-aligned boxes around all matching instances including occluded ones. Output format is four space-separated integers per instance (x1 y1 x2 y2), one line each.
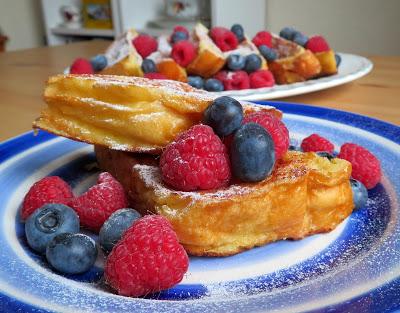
0 40 398 142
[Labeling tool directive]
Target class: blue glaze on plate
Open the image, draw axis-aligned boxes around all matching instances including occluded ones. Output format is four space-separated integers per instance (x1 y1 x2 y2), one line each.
0 103 399 312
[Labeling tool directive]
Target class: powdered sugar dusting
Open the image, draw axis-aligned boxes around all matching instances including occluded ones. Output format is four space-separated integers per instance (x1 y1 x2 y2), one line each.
71 74 214 102
157 35 172 56
133 164 253 201
223 37 260 58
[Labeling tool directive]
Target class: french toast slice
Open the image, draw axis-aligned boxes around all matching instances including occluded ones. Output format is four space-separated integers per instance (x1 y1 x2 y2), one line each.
156 58 188 82
314 49 338 76
268 36 321 84
95 147 354 256
99 29 143 77
33 74 281 154
186 23 226 78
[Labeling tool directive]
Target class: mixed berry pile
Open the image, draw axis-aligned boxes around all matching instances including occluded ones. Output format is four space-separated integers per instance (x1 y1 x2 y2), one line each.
22 172 188 297
21 97 380 298
69 24 337 92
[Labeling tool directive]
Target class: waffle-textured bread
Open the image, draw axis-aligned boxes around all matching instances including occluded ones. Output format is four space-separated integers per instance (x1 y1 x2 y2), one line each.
95 147 354 256
34 74 281 154
268 36 321 84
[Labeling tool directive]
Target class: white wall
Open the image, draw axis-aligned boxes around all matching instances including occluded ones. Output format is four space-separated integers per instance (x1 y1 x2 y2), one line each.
0 0 45 51
266 0 400 55
211 0 267 38
0 0 399 55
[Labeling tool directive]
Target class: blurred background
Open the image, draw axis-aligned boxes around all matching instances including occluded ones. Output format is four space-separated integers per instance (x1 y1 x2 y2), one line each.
0 0 399 54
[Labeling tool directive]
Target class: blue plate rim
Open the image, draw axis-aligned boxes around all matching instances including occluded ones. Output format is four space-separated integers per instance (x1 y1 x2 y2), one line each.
261 101 400 144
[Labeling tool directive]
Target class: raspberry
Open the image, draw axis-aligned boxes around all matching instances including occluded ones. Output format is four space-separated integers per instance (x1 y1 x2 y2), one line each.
243 112 289 159
21 176 74 220
70 58 94 74
214 70 250 90
305 36 330 53
160 125 231 191
171 40 197 67
209 27 238 52
132 34 158 58
144 72 167 80
301 134 334 153
173 25 189 37
104 215 189 297
252 31 272 48
214 70 228 82
249 70 275 88
70 172 128 232
338 143 381 189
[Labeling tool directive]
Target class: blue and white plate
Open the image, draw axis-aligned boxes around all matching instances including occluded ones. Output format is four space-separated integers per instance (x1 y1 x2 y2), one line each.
216 53 373 101
0 102 399 313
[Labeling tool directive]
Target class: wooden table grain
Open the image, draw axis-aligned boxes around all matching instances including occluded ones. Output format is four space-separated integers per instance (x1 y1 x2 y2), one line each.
0 40 398 142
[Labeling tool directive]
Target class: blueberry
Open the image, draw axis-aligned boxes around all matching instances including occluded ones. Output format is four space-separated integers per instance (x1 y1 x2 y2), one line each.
289 145 302 151
171 31 189 44
204 78 224 92
335 53 342 67
231 24 245 42
350 178 368 210
141 59 157 73
231 123 275 182
203 96 243 137
226 54 246 70
293 32 308 47
244 54 262 73
99 208 141 254
25 204 80 254
316 151 336 161
46 233 97 274
258 45 278 61
187 76 204 89
279 27 297 40
90 54 108 72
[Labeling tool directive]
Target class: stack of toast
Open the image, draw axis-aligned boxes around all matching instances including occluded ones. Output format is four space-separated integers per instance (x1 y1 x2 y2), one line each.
34 74 354 256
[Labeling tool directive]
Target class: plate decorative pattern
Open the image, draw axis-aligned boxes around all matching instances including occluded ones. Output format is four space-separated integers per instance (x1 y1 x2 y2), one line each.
0 102 398 313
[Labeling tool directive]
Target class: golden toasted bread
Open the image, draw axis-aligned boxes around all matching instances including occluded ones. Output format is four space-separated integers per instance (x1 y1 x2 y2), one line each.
156 58 188 82
99 29 143 77
268 36 321 84
34 74 281 154
314 49 338 76
186 23 226 78
95 147 354 256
